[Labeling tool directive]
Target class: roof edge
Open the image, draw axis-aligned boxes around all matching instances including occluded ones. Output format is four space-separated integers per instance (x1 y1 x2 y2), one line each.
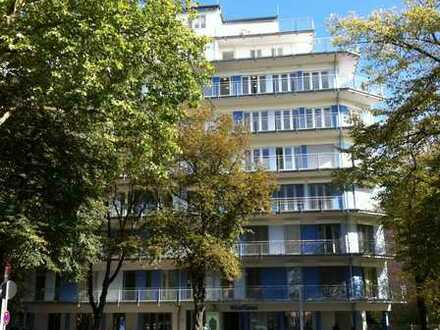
223 16 278 24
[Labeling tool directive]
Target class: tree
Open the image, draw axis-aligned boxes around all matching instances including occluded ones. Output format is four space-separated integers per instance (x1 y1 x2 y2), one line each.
150 108 275 330
329 1 440 328
0 0 209 326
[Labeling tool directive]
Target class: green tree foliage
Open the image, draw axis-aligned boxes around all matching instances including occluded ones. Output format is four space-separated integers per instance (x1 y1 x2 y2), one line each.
0 0 208 315
329 1 440 328
150 108 275 330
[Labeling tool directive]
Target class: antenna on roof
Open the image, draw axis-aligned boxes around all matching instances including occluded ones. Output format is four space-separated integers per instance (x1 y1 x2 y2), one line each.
276 4 280 16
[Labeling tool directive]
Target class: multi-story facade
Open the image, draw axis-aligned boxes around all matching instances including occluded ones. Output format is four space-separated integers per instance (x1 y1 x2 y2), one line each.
22 5 403 330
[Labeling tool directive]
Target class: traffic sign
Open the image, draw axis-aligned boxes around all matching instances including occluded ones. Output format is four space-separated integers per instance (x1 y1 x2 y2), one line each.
3 311 10 326
0 281 17 299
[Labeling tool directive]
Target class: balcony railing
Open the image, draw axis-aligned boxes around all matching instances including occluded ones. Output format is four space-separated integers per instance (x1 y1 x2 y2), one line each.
271 196 345 213
214 37 354 61
235 239 395 258
236 239 342 256
246 152 351 172
71 284 403 304
204 74 382 99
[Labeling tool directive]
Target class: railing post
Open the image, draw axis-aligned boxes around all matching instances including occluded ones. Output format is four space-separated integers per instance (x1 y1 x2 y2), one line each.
137 290 140 307
299 285 304 330
157 288 161 305
117 290 121 307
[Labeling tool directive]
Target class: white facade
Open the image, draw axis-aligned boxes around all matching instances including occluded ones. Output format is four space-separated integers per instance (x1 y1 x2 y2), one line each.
23 5 399 330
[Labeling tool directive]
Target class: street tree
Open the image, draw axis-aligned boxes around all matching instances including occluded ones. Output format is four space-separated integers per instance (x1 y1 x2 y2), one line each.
329 0 440 328
0 0 209 327
150 108 275 330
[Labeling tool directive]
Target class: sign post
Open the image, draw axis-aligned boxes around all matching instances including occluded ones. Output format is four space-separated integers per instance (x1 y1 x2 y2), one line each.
0 262 12 330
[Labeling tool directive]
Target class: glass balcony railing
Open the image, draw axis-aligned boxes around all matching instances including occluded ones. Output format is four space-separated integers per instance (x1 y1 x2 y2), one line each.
71 284 404 304
245 152 351 172
271 196 345 213
235 240 395 258
214 37 353 61
204 74 382 98
235 239 342 257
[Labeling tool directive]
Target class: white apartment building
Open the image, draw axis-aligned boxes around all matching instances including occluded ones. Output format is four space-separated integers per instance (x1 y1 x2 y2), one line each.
22 5 403 330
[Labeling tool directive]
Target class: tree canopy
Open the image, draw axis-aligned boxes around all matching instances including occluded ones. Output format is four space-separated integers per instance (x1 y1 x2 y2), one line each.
0 0 209 279
330 0 440 327
150 108 275 330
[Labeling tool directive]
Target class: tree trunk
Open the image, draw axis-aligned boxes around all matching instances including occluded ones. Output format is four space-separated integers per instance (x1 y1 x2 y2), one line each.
416 293 428 330
191 271 206 330
415 275 429 330
92 308 103 330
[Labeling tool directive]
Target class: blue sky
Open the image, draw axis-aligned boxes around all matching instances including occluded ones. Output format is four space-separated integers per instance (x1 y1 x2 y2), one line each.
200 0 404 36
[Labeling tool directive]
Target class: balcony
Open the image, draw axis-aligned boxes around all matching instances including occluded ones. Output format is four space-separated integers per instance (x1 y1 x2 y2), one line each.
271 196 345 213
204 74 382 99
70 284 403 304
214 37 354 61
235 240 395 258
245 152 351 172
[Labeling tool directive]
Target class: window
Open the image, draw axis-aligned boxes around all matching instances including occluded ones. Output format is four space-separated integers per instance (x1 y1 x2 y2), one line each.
281 74 288 92
272 74 279 92
200 15 206 28
113 314 126 330
142 314 172 330
261 111 268 131
306 108 314 128
262 149 270 169
250 49 262 58
244 112 251 129
259 75 266 93
35 273 46 301
275 111 282 130
303 72 311 90
242 76 249 95
312 72 320 90
193 15 206 29
252 112 260 132
48 314 61 330
321 71 329 89
314 108 322 128
253 149 261 164
123 271 136 289
220 77 230 96
283 110 291 130
271 47 283 56
232 111 243 125
250 76 258 94
323 108 332 127
284 147 293 170
222 51 234 60
290 73 297 91
276 148 284 170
